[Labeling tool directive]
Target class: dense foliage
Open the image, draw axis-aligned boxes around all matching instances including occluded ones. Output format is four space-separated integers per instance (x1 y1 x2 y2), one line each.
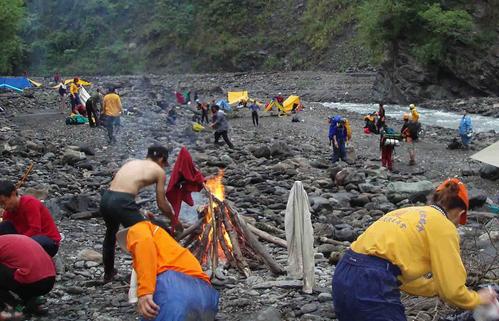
0 0 25 74
357 0 476 64
0 0 495 75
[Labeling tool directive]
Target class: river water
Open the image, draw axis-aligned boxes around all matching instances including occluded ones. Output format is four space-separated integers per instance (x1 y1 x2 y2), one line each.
323 102 499 133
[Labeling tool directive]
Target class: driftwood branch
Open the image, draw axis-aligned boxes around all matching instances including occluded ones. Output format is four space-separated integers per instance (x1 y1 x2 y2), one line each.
247 223 287 248
225 201 285 275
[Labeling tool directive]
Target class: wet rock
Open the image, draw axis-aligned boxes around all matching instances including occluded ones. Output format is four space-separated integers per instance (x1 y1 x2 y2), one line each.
253 307 282 321
300 303 318 314
318 292 332 302
269 142 292 158
479 164 499 181
252 146 271 158
334 225 356 242
62 149 87 165
468 188 488 209
387 180 434 195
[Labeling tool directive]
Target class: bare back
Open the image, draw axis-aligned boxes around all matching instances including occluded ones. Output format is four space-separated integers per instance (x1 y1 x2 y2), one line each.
109 159 165 195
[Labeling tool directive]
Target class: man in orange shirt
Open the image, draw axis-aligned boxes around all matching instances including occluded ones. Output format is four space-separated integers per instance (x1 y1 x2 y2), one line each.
102 87 122 144
117 221 219 321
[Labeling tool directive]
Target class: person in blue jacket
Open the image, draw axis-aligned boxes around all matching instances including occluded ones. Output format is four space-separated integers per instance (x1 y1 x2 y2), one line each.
458 110 473 149
328 116 348 163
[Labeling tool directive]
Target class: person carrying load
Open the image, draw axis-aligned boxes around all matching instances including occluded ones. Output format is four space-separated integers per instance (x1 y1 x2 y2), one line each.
332 178 498 321
328 116 348 163
363 112 378 134
380 127 401 171
401 113 418 165
409 103 420 122
116 221 219 321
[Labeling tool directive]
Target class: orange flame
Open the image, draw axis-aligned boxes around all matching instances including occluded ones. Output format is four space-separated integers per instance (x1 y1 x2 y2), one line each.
198 169 234 265
205 169 225 202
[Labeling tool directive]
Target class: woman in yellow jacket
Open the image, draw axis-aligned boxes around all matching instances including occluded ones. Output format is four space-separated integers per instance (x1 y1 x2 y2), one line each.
117 221 219 321
332 178 497 321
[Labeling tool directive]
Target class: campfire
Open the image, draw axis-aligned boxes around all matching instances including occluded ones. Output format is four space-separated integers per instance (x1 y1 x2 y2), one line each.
178 170 285 278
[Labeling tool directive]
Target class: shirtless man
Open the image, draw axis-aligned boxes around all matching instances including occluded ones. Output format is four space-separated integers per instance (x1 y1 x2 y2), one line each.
100 144 179 283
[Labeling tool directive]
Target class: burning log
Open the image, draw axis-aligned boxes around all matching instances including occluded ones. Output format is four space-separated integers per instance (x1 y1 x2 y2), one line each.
178 217 204 241
181 169 286 278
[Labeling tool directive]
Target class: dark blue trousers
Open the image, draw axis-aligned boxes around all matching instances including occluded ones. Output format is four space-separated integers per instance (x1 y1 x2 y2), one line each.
0 221 58 257
332 249 406 321
332 140 347 163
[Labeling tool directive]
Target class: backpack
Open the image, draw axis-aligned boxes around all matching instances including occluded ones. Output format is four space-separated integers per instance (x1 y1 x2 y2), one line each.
345 119 352 141
65 114 88 125
406 121 420 140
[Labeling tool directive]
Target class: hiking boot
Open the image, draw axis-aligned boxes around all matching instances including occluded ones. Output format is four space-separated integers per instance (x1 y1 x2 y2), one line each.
24 299 48 317
409 159 416 166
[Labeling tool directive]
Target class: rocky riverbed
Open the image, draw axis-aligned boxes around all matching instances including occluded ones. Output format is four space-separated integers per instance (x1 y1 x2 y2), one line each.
0 74 498 321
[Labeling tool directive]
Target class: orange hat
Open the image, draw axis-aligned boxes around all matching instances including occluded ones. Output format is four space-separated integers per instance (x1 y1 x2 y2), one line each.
436 178 469 225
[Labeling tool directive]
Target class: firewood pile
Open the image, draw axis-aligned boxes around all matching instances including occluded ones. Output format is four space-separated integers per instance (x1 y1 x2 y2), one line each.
177 170 286 278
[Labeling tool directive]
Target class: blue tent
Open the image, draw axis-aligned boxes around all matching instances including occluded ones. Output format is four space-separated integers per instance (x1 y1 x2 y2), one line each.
216 99 232 112
0 77 33 91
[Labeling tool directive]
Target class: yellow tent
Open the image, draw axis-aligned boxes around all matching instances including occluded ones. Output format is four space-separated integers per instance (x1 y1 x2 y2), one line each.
64 78 92 86
228 91 249 105
283 95 301 112
28 79 42 87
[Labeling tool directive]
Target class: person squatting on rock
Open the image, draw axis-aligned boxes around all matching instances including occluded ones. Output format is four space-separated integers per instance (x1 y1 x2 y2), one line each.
102 87 122 144
401 113 418 165
332 178 498 321
116 221 219 321
100 145 180 283
248 100 260 127
210 105 234 149
328 116 348 163
459 109 473 149
0 181 61 257
86 88 103 128
0 235 56 318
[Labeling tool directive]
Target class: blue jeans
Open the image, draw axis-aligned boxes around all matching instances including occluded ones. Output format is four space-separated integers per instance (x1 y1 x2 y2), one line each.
145 270 219 321
332 140 347 163
102 115 120 143
460 134 471 147
332 250 405 321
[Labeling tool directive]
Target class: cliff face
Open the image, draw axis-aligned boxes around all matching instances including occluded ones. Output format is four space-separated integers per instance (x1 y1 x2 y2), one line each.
373 1 499 104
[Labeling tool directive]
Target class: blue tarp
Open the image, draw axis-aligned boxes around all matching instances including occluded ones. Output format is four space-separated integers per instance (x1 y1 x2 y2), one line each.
216 99 232 112
0 77 32 90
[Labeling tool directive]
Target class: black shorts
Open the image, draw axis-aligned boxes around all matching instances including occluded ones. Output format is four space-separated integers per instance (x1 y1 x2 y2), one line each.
100 190 144 227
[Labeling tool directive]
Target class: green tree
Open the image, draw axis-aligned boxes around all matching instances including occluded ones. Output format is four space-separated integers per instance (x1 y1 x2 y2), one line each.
357 0 474 64
0 0 25 74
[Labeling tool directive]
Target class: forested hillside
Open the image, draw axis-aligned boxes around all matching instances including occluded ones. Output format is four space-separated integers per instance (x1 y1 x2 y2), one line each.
1 0 498 102
5 0 370 75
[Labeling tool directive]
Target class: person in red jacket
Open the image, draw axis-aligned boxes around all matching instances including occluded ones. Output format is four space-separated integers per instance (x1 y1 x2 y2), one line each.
0 234 56 318
0 181 61 257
